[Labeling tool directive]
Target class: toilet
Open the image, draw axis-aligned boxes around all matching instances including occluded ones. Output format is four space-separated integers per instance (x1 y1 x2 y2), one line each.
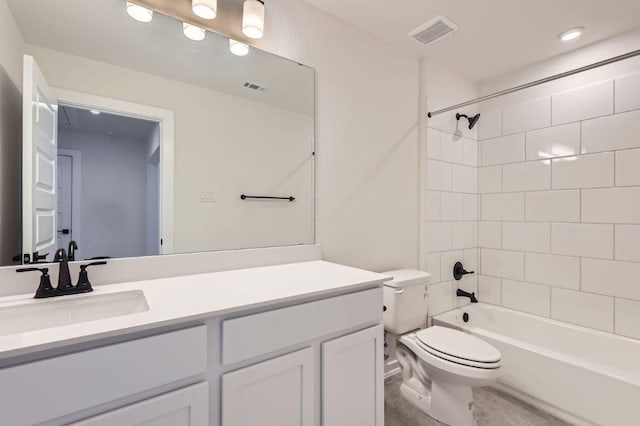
383 270 502 426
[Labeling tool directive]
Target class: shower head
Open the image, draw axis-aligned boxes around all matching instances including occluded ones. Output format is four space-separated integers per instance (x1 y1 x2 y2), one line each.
456 113 481 130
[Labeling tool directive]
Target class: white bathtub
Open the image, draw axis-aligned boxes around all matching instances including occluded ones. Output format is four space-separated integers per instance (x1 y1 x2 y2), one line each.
434 303 640 426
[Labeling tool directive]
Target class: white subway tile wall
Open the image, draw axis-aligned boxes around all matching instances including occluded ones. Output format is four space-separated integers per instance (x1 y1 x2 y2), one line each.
551 80 613 125
502 96 551 135
525 122 580 160
615 72 640 114
551 152 614 189
426 117 479 316
471 71 640 339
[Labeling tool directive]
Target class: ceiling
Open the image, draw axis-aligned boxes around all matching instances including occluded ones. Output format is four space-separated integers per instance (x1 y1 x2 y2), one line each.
8 0 314 115
304 0 640 82
59 105 158 142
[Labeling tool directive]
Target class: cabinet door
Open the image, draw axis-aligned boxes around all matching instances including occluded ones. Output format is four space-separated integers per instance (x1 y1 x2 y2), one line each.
73 383 208 426
322 325 384 426
222 348 314 426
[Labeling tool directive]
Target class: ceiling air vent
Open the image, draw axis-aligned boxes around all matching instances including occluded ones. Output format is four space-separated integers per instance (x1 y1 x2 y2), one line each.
243 81 266 92
409 15 458 46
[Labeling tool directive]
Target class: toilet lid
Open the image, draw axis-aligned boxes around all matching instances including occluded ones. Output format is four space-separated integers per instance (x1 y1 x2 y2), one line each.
416 326 501 365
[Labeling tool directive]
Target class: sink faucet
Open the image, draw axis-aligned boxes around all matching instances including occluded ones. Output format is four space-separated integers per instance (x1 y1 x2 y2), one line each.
17 252 108 298
54 248 74 293
456 288 478 303
68 241 78 261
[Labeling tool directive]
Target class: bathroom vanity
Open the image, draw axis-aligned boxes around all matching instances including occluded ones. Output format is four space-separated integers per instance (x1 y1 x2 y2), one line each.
0 261 386 426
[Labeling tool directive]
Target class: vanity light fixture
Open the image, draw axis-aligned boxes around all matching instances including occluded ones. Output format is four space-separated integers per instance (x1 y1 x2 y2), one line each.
559 27 584 42
229 39 250 56
242 0 265 39
183 22 206 41
192 0 217 20
126 2 153 23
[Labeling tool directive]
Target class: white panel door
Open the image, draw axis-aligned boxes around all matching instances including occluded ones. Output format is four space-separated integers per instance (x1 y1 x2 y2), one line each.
222 348 314 426
322 325 384 426
73 383 209 426
22 54 58 263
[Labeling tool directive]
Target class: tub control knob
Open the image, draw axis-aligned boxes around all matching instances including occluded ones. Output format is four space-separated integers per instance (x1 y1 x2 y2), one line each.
453 262 475 281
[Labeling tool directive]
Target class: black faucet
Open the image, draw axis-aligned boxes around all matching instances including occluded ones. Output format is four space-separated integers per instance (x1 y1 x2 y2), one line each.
54 248 74 293
17 249 107 298
456 289 478 303
68 241 78 261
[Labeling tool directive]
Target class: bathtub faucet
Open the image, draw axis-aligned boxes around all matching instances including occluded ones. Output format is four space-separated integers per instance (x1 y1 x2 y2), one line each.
456 288 478 303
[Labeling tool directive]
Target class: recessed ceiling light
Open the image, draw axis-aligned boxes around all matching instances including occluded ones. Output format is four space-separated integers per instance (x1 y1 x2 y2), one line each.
126 2 153 23
229 39 249 56
90 110 101 115
559 27 584 42
183 22 206 41
192 0 217 20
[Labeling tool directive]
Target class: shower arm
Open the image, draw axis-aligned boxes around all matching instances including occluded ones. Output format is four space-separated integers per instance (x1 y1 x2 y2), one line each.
426 48 640 118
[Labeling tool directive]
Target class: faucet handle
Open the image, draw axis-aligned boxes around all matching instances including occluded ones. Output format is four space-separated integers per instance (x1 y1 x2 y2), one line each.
75 261 108 293
453 262 475 281
17 267 55 299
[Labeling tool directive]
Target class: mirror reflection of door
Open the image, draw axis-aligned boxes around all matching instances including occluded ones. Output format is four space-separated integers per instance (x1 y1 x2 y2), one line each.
22 55 58 264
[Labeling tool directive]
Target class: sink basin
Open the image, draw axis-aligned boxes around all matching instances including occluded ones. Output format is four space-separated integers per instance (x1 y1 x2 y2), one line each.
0 291 149 336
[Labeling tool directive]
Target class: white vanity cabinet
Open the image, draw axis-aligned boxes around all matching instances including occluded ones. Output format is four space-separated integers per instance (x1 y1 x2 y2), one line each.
219 288 383 426
322 325 384 426
0 280 384 426
0 326 208 426
73 383 209 426
222 348 315 426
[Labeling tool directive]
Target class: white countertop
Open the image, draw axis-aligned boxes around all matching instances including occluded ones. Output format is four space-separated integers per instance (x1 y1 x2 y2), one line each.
0 261 387 361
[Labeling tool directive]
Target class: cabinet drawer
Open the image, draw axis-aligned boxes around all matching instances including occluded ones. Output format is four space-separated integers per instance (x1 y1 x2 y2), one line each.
222 287 382 365
73 382 209 426
0 326 207 426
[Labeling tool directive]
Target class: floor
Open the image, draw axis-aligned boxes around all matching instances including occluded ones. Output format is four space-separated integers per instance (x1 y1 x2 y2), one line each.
385 374 572 426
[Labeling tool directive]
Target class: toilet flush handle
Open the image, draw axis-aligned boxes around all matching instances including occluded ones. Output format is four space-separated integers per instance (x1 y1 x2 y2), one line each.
394 289 404 294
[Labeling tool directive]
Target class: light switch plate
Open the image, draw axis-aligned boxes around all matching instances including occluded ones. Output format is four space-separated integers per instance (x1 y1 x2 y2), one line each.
199 192 217 203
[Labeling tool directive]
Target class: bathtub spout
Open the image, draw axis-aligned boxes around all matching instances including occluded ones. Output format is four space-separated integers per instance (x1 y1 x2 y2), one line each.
456 289 478 303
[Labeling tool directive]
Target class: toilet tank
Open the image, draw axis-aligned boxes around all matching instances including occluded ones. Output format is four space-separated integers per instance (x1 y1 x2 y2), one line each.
382 270 431 335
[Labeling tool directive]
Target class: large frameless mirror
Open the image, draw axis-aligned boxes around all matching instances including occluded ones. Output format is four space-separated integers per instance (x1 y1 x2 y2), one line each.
0 0 314 265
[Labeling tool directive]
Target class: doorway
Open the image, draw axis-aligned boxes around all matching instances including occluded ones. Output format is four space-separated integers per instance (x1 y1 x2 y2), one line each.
56 104 161 260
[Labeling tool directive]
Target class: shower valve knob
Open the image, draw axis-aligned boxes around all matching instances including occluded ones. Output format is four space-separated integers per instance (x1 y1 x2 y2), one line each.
453 262 474 281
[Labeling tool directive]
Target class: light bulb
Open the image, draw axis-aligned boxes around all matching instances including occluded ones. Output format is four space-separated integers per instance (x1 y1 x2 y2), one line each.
183 22 206 41
126 2 153 23
192 0 217 20
242 0 265 39
229 39 250 56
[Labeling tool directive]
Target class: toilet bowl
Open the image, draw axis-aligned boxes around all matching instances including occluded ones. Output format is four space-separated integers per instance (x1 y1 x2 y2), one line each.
383 270 502 426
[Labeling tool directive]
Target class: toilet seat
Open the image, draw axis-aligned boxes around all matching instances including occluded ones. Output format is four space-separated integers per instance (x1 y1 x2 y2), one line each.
415 326 502 369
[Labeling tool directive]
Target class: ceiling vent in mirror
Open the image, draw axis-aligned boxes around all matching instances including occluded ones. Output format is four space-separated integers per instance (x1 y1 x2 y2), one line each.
409 15 458 46
243 82 266 92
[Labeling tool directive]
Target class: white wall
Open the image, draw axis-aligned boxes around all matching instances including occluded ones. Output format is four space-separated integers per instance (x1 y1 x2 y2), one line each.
0 0 23 264
422 59 480 317
476 30 640 340
252 0 420 271
58 129 150 260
